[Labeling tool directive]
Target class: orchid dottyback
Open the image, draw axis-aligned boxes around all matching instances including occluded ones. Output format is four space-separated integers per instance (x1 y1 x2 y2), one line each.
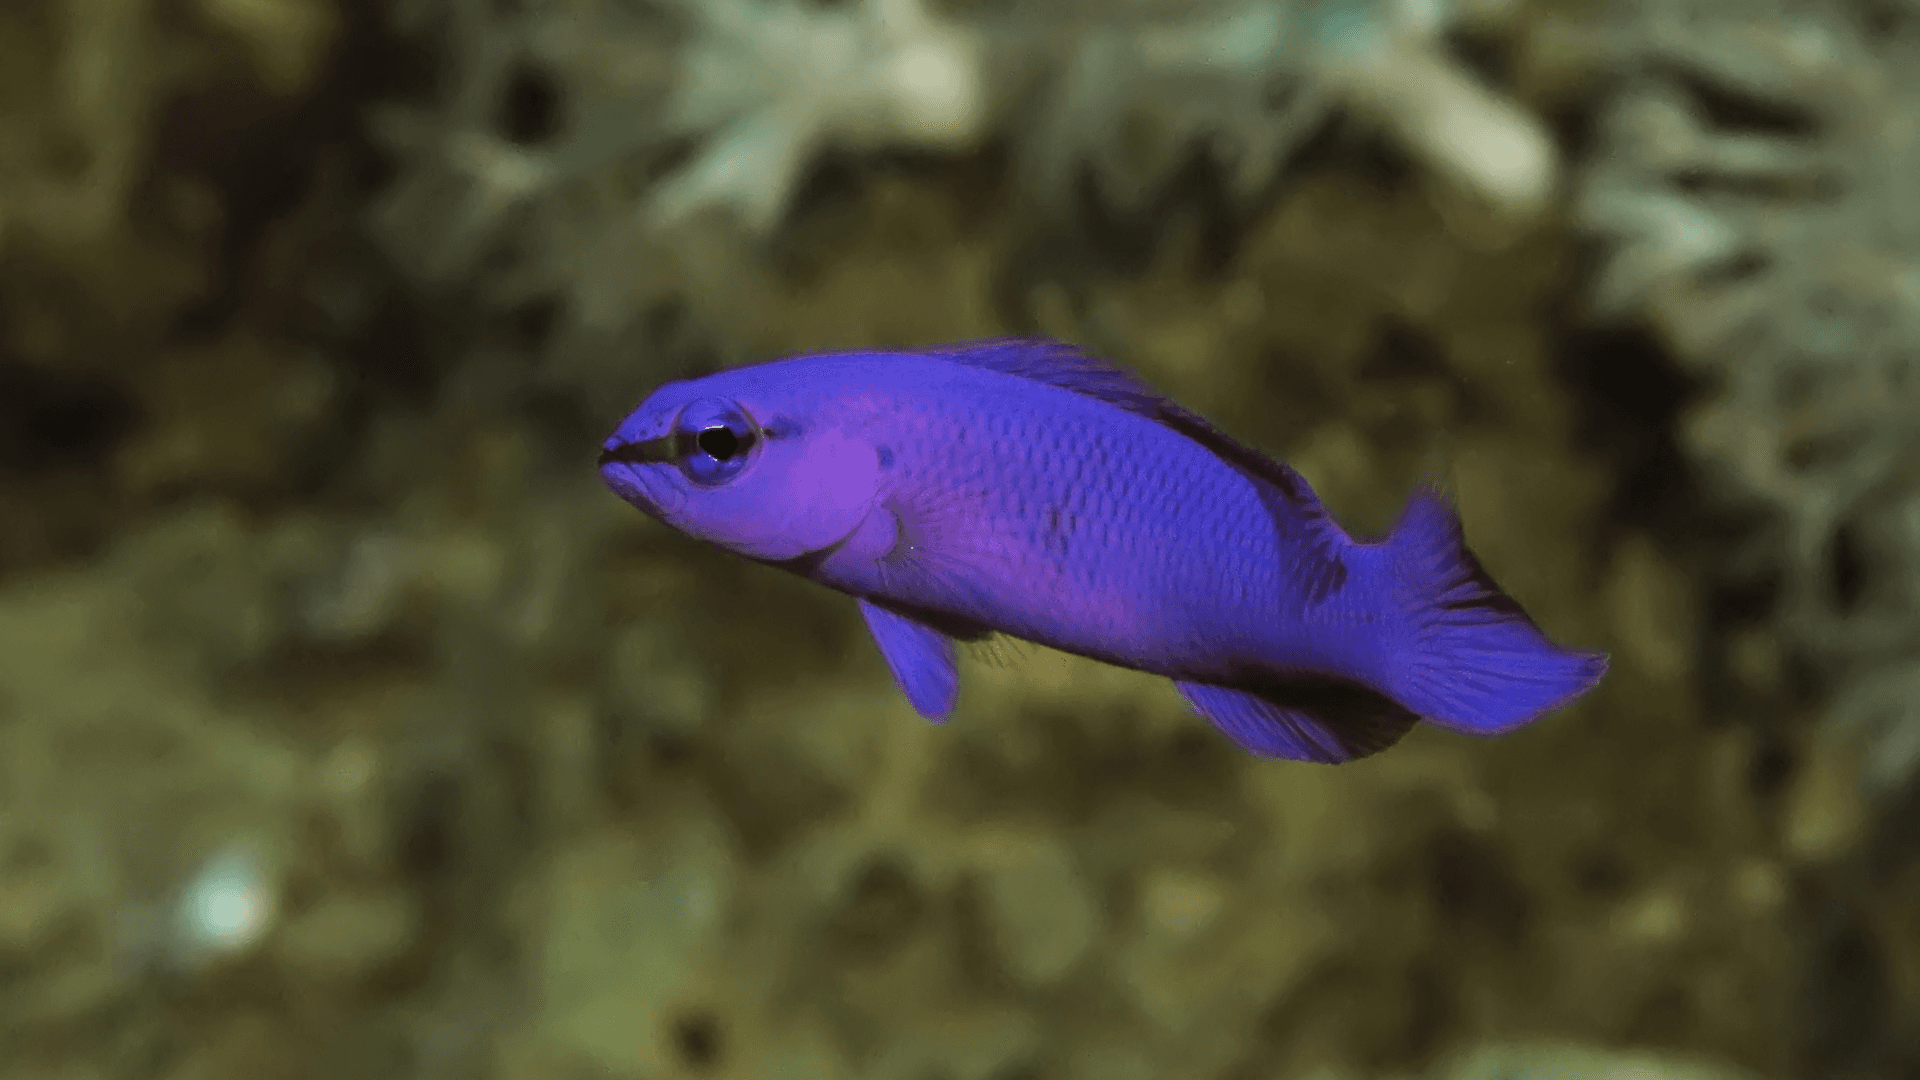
598 338 1607 763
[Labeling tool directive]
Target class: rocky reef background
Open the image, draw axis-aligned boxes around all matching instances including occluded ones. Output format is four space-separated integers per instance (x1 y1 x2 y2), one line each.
2 0 1914 1078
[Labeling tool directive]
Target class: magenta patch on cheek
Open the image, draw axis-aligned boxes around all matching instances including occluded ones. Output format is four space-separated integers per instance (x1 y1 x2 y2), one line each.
689 428 882 561
771 430 883 548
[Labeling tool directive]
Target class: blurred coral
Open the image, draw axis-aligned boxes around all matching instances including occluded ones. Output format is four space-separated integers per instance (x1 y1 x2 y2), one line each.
369 0 987 398
18 0 1919 1074
366 0 1559 389
1575 0 1920 798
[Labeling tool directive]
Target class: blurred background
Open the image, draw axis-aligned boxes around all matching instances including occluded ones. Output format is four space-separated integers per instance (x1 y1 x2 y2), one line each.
2 0 1917 1076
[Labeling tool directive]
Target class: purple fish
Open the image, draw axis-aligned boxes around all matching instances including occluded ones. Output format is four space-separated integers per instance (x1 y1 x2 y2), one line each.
598 338 1606 763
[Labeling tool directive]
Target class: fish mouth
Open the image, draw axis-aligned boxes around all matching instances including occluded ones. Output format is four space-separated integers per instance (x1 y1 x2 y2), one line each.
598 440 686 516
597 434 677 467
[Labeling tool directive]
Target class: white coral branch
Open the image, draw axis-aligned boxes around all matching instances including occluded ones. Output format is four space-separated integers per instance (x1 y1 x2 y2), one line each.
652 0 985 230
1019 0 1558 220
1310 0 1557 219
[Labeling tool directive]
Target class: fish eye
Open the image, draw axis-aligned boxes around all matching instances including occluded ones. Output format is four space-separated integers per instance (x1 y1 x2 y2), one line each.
696 426 740 461
673 399 760 486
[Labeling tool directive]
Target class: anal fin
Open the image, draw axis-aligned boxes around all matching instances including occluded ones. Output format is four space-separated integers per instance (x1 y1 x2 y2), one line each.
1174 676 1420 764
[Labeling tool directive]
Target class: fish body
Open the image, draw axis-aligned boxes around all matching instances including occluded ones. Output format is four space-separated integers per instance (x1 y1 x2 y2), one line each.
599 338 1607 763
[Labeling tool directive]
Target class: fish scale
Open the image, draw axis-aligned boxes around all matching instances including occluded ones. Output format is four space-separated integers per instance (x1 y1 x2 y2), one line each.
599 337 1607 764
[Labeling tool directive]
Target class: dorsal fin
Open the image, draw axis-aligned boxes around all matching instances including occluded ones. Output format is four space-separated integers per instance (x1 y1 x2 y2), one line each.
919 337 1165 415
919 336 1338 525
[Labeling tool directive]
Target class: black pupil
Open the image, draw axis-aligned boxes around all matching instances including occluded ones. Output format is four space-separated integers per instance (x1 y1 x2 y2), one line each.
696 426 740 460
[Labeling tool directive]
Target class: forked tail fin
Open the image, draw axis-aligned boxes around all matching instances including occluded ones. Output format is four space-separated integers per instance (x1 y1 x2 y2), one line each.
1382 484 1607 735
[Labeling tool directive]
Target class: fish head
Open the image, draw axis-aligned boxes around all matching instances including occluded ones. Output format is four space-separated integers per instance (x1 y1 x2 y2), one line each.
599 369 885 562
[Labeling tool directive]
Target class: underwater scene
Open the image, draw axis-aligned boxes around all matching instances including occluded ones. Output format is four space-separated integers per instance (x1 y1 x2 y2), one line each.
1 0 1915 1077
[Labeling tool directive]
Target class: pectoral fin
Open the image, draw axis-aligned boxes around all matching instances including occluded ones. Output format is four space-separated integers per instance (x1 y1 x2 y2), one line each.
1173 677 1419 764
858 598 964 721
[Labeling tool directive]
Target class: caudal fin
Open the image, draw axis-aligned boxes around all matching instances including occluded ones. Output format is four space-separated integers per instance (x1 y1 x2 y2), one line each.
1382 484 1607 736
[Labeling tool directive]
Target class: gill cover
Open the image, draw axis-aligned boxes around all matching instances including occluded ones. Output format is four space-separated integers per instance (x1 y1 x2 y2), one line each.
666 398 882 562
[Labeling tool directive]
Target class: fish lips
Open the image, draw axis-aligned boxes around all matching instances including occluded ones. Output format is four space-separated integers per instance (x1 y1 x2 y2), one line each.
597 435 675 468
598 439 686 517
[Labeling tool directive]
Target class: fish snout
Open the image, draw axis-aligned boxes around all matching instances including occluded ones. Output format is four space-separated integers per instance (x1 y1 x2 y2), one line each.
598 446 686 517
598 434 677 467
